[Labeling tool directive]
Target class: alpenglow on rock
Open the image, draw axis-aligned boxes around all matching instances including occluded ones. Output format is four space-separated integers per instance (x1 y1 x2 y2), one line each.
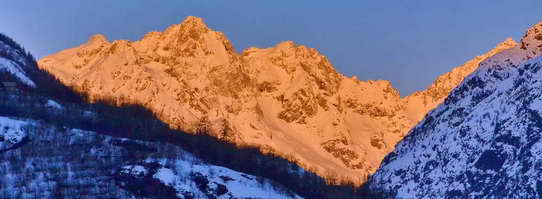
367 21 542 198
39 16 515 184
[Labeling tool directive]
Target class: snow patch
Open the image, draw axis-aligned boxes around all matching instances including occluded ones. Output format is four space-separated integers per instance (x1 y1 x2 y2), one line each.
45 100 63 110
153 168 176 185
121 165 148 177
0 116 28 150
122 158 303 199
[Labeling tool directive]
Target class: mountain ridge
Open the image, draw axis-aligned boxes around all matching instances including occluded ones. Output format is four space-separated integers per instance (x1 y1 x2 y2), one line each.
38 16 516 184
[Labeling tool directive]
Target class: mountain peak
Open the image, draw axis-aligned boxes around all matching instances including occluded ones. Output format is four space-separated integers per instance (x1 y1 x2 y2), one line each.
158 16 211 40
277 41 296 48
497 37 517 49
180 16 209 30
88 34 109 44
520 21 542 51
142 31 162 40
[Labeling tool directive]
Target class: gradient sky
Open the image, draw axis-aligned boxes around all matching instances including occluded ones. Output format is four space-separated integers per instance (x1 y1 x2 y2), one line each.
2 1 542 95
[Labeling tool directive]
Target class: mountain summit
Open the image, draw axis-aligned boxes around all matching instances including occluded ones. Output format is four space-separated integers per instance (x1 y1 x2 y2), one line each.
39 16 516 184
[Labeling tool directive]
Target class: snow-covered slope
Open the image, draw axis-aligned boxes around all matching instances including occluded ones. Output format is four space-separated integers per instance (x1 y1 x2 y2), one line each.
0 34 36 87
119 159 302 199
367 21 542 198
39 16 515 184
0 117 301 199
0 58 35 87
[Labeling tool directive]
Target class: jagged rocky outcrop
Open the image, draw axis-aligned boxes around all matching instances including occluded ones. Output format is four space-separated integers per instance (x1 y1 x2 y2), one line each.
367 22 542 198
39 16 517 184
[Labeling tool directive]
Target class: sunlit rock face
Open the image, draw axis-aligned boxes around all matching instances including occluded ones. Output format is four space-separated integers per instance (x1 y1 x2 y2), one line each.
39 16 515 184
368 21 542 198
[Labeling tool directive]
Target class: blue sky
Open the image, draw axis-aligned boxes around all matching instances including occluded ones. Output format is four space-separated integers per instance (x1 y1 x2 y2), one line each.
2 1 542 95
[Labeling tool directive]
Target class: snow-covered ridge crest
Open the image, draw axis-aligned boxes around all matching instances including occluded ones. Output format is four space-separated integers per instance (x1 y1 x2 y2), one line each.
38 16 516 185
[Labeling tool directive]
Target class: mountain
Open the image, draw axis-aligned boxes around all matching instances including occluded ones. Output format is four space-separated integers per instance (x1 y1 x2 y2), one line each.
38 16 516 184
1 33 306 198
367 22 542 198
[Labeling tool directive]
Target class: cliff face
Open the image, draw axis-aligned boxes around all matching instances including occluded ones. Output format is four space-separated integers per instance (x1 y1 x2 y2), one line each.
39 16 515 184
